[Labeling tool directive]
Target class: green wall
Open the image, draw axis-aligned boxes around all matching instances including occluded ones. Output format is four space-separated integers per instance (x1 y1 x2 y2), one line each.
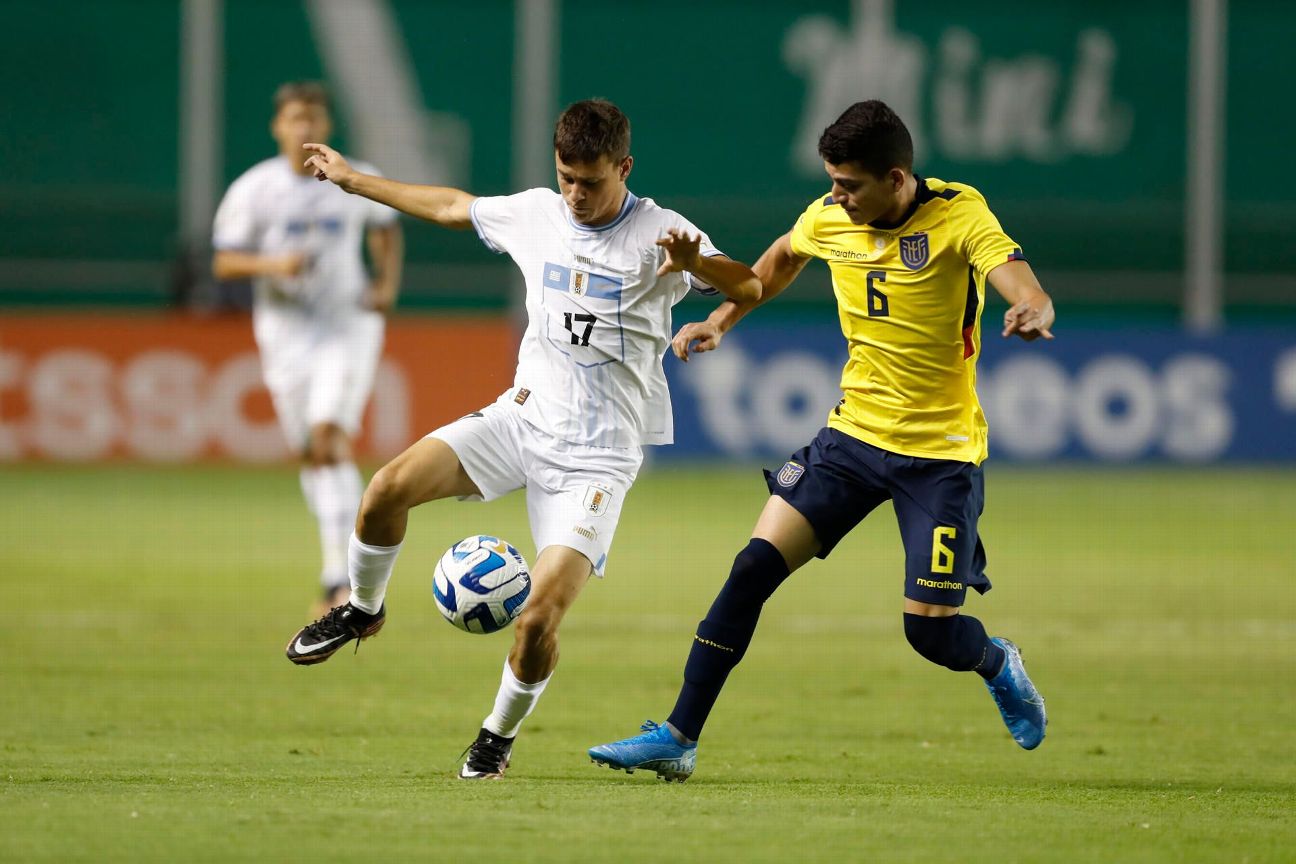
0 0 1290 311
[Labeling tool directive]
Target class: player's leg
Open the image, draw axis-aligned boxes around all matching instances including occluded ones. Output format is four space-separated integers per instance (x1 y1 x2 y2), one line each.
294 313 384 612
463 434 641 779
304 421 361 612
663 434 889 745
587 500 831 780
350 434 479 601
254 315 326 604
890 460 1045 749
460 545 592 780
285 434 480 665
590 429 885 779
663 495 818 742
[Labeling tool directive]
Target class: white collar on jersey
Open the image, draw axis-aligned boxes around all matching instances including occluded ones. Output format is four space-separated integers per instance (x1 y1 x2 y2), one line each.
565 190 640 233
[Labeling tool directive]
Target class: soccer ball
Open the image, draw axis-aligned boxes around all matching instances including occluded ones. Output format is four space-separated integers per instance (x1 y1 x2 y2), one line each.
432 535 532 634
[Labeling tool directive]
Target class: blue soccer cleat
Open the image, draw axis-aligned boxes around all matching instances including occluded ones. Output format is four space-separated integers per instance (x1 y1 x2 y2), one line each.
588 721 696 783
984 637 1047 749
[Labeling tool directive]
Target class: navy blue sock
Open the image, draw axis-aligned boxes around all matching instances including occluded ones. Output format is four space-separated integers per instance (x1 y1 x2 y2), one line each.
903 612 1006 679
666 539 791 741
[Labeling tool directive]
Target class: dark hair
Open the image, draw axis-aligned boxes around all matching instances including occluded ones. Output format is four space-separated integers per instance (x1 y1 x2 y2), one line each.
273 80 331 115
817 100 913 177
553 99 630 164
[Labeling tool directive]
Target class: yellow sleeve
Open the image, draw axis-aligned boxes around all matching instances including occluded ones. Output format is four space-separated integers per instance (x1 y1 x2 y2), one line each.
951 189 1024 276
788 197 827 259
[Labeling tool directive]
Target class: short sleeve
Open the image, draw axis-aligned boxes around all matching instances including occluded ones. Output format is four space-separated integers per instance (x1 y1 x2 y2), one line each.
469 189 547 255
951 189 1025 276
212 174 260 251
788 197 828 259
366 199 399 227
672 214 725 296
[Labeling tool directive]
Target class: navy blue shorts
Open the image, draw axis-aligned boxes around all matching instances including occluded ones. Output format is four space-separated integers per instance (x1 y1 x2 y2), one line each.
764 427 990 606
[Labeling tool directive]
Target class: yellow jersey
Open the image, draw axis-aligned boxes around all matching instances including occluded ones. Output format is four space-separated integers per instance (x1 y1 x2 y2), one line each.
789 176 1024 464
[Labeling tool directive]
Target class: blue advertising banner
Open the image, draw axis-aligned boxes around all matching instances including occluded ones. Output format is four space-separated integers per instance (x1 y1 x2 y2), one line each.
662 326 1296 463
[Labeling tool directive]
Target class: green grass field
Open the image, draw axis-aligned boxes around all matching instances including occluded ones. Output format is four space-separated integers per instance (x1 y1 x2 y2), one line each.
2 464 1294 862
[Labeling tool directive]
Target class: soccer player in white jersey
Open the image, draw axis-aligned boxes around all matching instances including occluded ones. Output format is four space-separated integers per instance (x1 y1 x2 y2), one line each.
283 99 760 779
212 81 404 613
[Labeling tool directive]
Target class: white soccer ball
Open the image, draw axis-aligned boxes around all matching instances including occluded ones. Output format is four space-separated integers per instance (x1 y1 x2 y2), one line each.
432 535 532 634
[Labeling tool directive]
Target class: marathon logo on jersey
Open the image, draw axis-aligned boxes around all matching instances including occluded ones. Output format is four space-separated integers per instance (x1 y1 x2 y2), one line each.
776 461 805 488
514 388 531 405
900 232 930 270
582 484 613 516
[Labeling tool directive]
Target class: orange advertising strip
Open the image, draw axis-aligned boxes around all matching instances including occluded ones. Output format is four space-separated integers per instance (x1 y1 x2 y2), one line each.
0 313 516 462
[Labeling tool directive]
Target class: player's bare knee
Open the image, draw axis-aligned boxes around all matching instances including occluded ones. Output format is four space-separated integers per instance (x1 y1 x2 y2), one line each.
360 464 412 517
302 439 327 467
315 426 352 465
514 603 562 650
326 436 352 465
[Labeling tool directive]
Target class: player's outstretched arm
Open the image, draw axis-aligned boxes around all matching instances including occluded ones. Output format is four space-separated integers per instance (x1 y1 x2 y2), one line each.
303 143 475 229
655 228 760 303
671 231 809 362
988 260 1055 341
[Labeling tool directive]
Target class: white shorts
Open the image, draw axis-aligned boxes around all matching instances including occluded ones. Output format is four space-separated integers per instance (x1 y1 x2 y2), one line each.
428 399 643 576
253 308 384 451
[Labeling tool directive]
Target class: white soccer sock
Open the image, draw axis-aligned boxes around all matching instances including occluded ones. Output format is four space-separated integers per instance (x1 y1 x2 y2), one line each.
483 656 552 739
347 532 402 613
314 462 363 588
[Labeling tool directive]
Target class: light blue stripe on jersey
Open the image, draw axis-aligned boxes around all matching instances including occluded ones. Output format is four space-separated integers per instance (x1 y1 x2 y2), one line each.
542 262 623 300
598 362 612 448
566 191 639 233
580 362 605 447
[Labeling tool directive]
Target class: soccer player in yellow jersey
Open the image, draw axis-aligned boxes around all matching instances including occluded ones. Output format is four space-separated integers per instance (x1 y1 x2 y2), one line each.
590 100 1054 781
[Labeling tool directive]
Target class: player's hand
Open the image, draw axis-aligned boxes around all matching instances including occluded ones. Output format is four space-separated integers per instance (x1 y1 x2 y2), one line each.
671 321 724 362
1002 299 1055 341
656 228 702 276
303 142 355 188
363 283 397 314
268 252 308 278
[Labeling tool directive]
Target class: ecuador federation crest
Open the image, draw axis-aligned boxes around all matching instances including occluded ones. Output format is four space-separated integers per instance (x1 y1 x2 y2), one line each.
776 461 805 488
899 232 930 271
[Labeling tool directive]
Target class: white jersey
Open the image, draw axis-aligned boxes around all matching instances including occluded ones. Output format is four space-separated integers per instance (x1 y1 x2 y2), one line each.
212 155 397 318
469 188 723 449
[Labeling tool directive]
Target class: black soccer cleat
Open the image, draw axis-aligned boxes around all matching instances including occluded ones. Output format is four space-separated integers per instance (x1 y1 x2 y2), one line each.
285 602 385 666
458 727 514 780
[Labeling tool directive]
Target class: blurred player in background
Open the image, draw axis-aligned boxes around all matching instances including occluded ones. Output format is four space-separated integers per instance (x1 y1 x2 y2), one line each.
212 81 404 613
590 100 1054 780
282 99 761 780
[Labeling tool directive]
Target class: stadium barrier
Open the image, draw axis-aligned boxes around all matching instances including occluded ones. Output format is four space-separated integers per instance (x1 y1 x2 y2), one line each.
0 314 514 462
663 325 1296 463
4 316 1294 463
